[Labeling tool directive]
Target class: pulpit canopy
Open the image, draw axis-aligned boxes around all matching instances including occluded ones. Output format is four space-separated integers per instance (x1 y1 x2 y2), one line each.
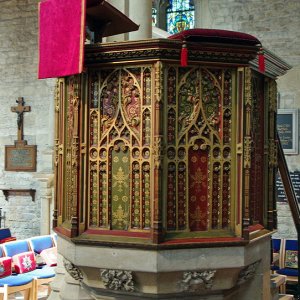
168 28 261 46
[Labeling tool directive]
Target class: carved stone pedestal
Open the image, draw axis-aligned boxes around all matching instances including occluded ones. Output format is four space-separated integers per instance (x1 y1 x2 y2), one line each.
48 254 93 300
48 234 271 300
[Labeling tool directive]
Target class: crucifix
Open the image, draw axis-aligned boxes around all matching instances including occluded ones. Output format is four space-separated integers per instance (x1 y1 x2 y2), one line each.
5 97 36 172
11 97 31 143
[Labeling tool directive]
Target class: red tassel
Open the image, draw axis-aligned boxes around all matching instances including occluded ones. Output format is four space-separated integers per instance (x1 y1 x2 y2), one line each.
181 45 188 67
258 51 265 73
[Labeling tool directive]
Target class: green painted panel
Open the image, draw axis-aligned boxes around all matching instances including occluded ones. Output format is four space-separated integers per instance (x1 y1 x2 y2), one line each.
111 144 130 230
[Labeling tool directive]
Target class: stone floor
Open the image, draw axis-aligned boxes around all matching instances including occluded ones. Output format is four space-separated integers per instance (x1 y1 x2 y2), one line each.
9 285 49 300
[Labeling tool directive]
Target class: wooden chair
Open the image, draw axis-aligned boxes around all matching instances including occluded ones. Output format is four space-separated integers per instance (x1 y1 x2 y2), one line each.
0 228 16 244
0 257 33 300
28 235 55 255
1 239 30 258
22 266 55 300
28 235 57 269
271 238 283 273
2 240 55 300
276 239 298 293
51 233 57 247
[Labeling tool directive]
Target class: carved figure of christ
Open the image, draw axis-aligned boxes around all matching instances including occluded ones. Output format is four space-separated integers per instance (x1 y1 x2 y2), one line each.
11 97 31 142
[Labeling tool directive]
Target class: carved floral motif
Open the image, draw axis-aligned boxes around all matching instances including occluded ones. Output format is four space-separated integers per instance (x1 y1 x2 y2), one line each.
244 68 252 107
243 137 252 169
201 69 221 132
237 261 260 285
122 71 141 135
154 61 163 104
153 136 164 169
269 79 277 113
181 270 216 291
63 259 83 281
100 71 119 135
100 269 135 292
178 69 200 136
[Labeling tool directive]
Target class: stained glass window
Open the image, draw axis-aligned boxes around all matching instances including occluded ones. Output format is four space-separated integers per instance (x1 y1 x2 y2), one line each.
152 7 157 27
167 0 195 34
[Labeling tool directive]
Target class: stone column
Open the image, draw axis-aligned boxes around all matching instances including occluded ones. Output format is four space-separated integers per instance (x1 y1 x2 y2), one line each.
106 0 129 42
155 0 168 31
37 175 54 235
128 0 152 40
195 0 213 29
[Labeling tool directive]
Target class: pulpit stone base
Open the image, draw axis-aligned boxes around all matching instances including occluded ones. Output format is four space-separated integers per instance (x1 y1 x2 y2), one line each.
48 253 93 300
49 235 272 300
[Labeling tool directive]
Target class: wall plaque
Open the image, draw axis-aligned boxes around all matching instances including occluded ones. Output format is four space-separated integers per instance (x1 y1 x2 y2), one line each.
276 171 300 202
5 144 37 172
277 109 298 154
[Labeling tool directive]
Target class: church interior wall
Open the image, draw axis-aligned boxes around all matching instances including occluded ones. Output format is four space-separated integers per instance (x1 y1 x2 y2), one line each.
0 0 55 239
0 0 299 241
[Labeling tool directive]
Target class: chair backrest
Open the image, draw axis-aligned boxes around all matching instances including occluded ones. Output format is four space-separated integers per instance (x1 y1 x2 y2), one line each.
28 235 54 254
0 228 11 240
2 240 30 257
282 239 298 269
0 228 16 244
272 238 282 253
0 245 4 258
51 233 57 247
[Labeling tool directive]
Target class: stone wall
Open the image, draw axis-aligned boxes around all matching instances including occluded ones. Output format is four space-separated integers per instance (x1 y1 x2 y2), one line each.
0 0 55 239
195 0 300 240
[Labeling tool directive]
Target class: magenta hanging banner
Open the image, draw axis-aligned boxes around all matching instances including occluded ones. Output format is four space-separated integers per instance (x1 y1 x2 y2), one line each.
38 0 86 79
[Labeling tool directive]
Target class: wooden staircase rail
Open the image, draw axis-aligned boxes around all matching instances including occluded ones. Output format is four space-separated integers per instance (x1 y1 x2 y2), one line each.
277 132 300 299
277 132 300 227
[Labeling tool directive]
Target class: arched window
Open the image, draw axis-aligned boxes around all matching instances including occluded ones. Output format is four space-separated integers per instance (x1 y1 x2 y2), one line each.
166 0 195 34
152 6 157 27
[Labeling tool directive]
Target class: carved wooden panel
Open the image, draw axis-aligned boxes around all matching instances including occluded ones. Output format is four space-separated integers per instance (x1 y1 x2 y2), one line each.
88 67 152 231
85 65 236 234
165 66 234 233
64 76 81 223
54 76 81 233
249 74 265 225
53 61 278 240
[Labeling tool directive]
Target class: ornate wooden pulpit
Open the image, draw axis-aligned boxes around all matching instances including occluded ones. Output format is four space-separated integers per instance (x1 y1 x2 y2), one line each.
53 30 290 299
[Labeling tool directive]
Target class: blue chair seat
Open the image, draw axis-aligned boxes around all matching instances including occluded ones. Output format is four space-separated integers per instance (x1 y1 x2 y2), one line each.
0 274 33 287
277 268 298 277
23 266 55 279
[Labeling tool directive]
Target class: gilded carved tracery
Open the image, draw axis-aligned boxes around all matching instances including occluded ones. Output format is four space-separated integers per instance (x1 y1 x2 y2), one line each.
88 67 152 230
86 65 235 234
54 55 277 240
165 66 234 233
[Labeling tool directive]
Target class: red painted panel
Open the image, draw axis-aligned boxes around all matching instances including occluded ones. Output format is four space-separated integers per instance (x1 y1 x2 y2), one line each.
188 143 208 231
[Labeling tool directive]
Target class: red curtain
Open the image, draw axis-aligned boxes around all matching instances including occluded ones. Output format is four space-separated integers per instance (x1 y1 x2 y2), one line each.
38 0 86 79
